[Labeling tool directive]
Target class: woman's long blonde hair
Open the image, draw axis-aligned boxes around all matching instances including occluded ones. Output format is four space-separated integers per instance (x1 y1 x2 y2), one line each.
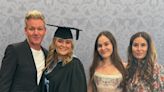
44 37 74 69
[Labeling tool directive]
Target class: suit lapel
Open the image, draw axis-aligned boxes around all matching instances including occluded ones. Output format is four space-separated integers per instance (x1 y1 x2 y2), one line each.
41 47 48 66
24 40 48 85
23 40 37 83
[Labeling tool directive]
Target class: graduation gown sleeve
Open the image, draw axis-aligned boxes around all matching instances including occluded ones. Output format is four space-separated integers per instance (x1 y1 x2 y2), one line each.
70 58 87 92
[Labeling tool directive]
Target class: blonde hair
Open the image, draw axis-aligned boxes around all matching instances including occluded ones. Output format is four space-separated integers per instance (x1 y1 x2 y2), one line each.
25 10 45 27
45 38 74 70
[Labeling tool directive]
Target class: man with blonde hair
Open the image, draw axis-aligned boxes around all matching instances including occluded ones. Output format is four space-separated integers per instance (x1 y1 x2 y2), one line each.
0 10 47 92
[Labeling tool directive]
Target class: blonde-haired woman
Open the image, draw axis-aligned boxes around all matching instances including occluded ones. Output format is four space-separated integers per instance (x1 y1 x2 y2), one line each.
41 25 87 92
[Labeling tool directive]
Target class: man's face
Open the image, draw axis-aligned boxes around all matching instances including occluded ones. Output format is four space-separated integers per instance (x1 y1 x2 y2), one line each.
25 19 46 47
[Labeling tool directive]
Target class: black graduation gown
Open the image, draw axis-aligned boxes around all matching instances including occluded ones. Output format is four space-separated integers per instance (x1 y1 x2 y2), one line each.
45 57 87 92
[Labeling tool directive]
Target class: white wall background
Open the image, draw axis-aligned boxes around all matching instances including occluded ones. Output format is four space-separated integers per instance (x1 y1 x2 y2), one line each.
0 0 164 79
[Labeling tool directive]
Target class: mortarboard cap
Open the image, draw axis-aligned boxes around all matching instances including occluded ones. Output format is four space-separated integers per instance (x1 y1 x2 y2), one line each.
47 24 82 40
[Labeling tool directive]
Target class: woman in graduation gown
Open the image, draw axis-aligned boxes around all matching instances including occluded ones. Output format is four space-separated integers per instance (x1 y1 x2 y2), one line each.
40 24 87 92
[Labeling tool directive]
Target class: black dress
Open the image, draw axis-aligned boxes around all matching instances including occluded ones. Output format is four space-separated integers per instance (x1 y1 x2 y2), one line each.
41 57 87 92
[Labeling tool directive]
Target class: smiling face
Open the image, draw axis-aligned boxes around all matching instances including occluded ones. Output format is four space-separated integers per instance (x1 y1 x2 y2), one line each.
97 35 113 60
25 19 46 48
132 36 148 62
54 37 73 57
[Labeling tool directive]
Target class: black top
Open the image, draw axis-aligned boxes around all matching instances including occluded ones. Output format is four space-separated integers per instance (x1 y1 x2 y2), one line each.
41 57 87 92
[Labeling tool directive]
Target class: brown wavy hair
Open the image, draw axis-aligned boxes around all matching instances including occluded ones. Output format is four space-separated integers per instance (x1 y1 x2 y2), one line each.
126 32 157 87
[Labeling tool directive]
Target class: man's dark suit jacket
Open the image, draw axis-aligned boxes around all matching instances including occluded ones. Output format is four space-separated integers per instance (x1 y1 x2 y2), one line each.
0 40 48 92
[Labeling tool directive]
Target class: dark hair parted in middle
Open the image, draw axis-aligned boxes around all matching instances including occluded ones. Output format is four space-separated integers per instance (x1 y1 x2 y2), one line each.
126 31 157 87
89 31 126 91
